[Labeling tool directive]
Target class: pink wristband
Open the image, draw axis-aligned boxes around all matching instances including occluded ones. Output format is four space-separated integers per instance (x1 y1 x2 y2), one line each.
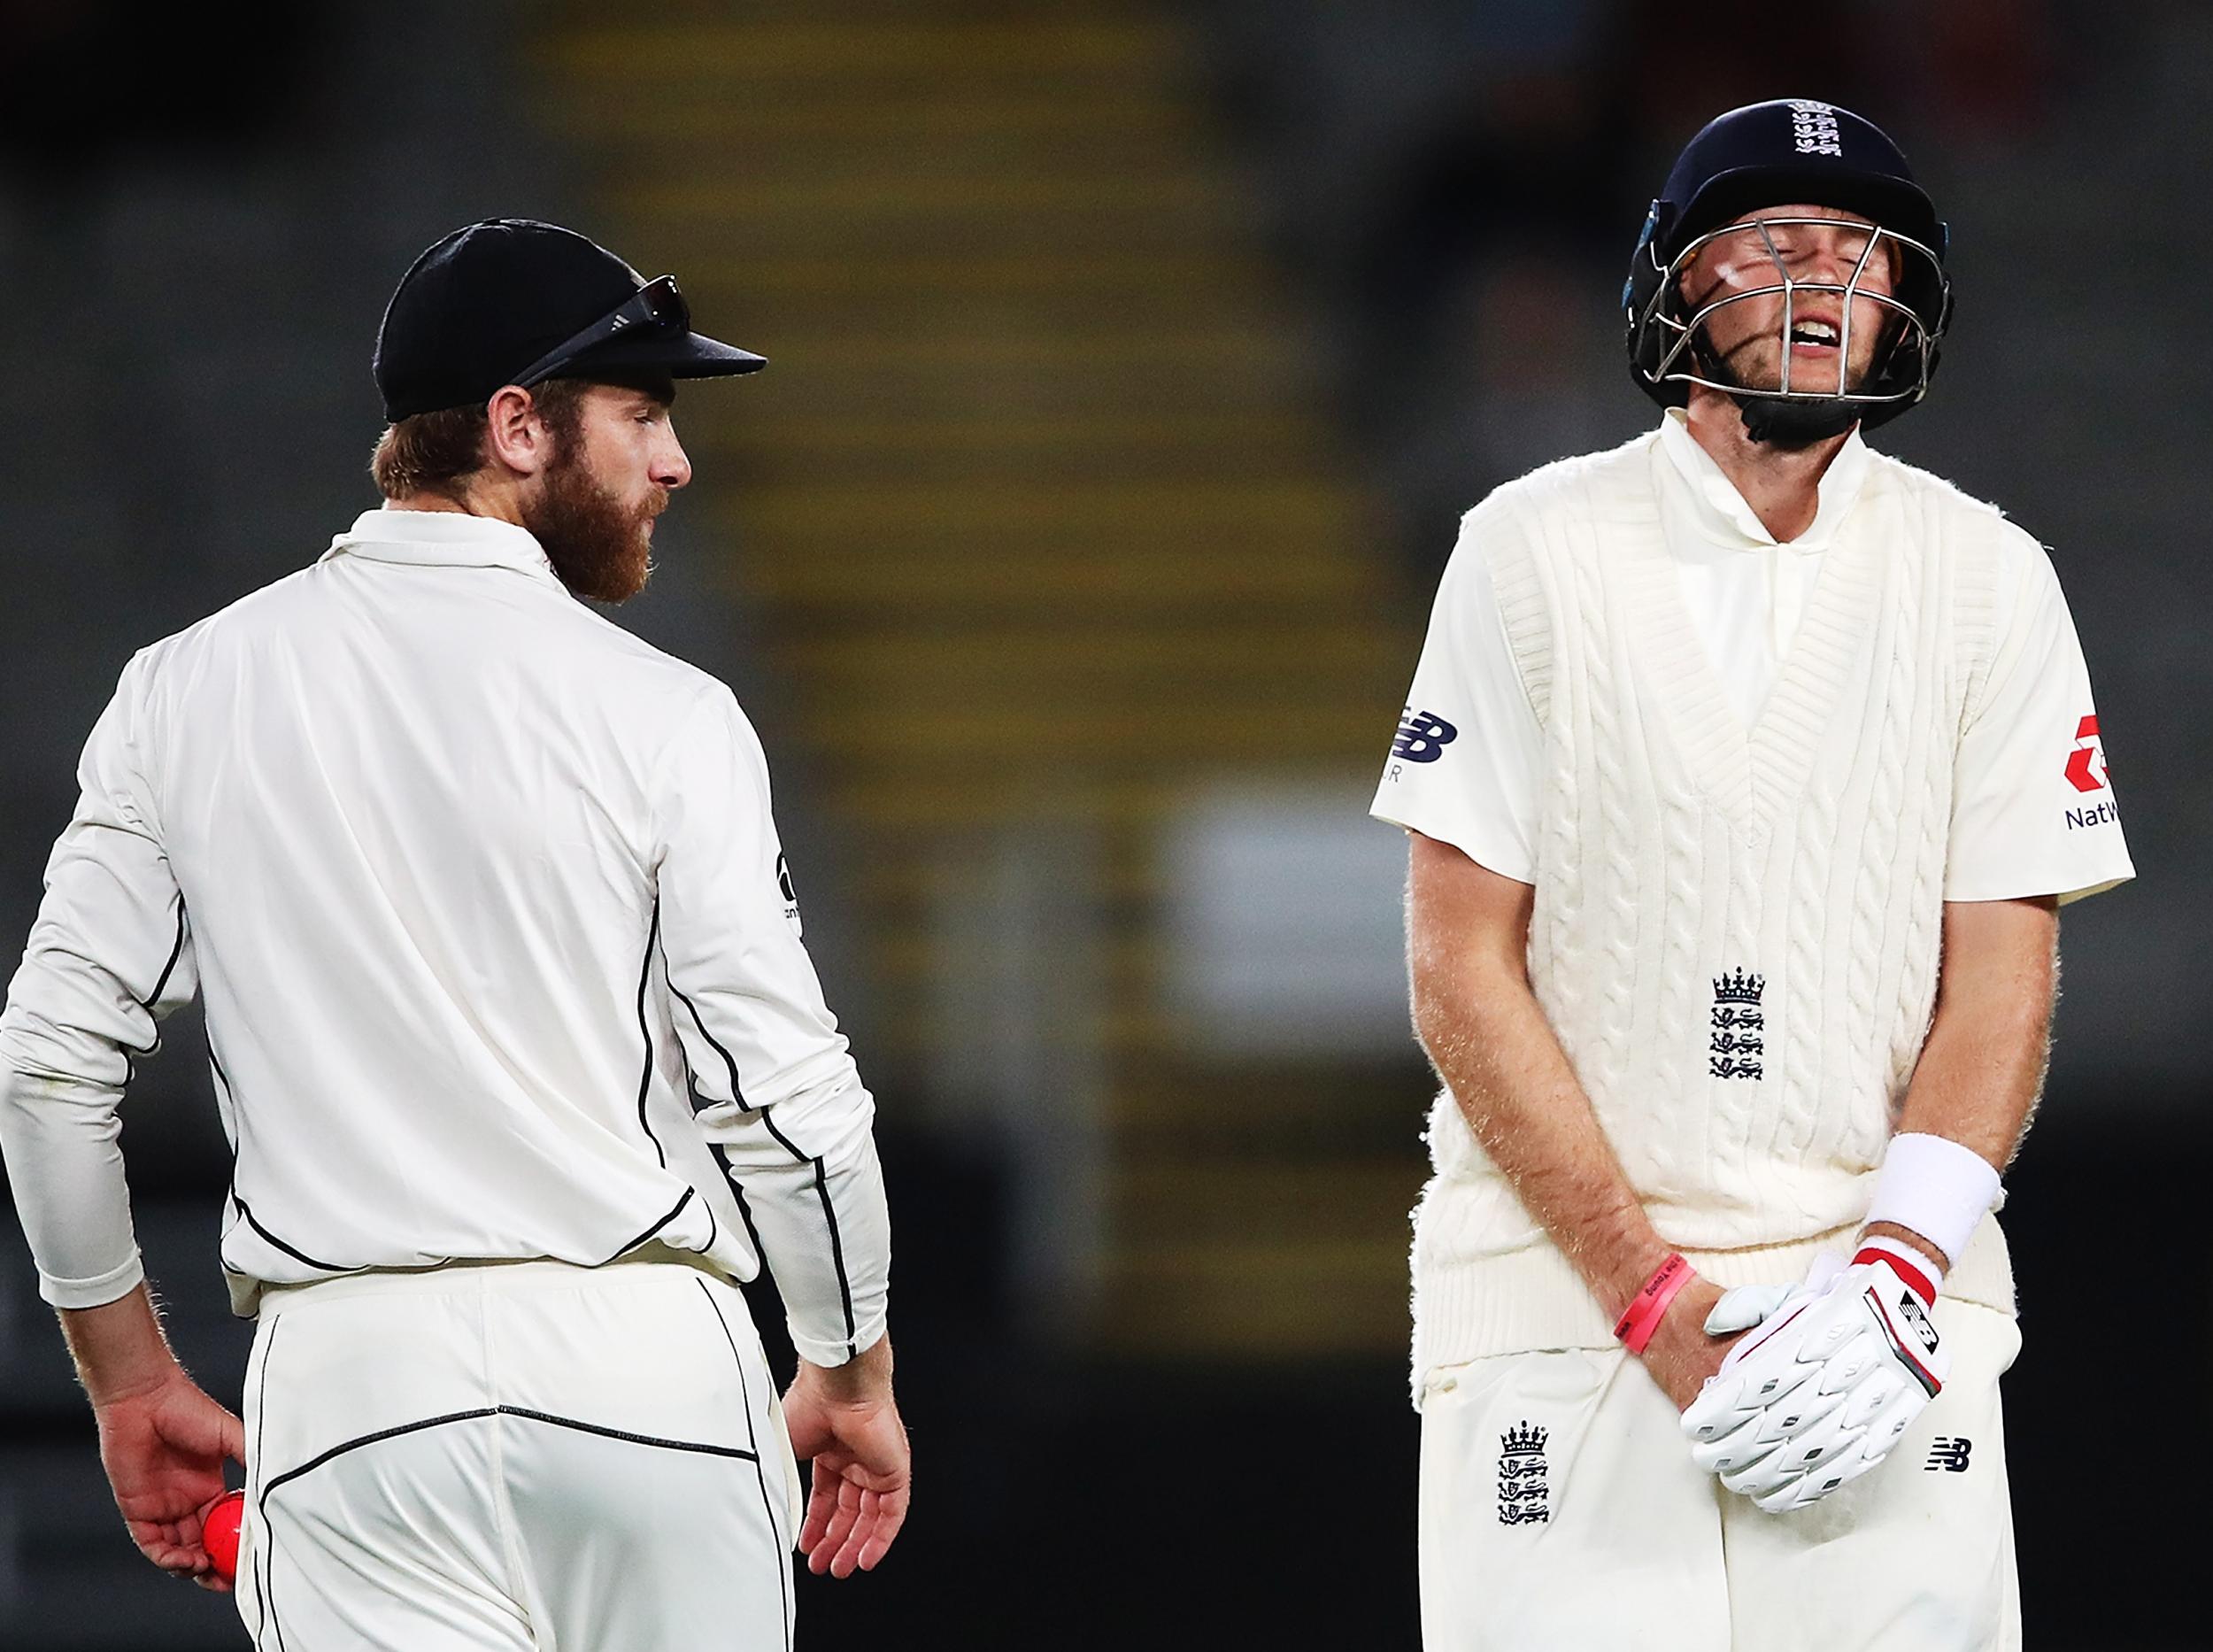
1614 1253 1694 1355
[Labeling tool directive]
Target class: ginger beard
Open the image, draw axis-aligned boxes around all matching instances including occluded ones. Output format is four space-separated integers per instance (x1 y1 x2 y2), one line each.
525 418 668 604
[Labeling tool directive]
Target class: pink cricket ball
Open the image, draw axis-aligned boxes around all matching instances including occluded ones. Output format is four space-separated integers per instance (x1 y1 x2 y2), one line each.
203 1489 244 1583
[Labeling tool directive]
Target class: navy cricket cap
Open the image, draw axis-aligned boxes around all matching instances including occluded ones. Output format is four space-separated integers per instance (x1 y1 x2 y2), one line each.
373 219 766 421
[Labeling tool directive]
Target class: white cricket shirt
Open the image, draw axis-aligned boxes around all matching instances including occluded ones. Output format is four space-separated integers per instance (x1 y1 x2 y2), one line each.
1370 422 2136 1384
1376 413 2136 905
0 509 889 1367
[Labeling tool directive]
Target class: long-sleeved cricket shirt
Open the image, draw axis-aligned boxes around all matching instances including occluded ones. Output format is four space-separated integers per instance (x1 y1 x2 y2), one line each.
0 506 888 1367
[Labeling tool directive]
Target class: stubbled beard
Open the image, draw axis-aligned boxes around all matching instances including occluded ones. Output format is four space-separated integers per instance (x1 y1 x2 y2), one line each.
1693 332 1868 450
525 449 664 603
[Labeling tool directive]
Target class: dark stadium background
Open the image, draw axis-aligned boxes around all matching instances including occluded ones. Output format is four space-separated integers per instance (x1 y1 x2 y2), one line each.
0 2 2201 1647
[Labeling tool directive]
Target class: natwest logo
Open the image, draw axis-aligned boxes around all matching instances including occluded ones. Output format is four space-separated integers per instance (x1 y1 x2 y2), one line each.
2063 714 2108 793
1392 707 1459 764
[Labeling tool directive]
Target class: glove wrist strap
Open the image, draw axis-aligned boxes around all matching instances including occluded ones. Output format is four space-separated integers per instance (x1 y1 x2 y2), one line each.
1614 1253 1693 1354
1853 1236 1939 1307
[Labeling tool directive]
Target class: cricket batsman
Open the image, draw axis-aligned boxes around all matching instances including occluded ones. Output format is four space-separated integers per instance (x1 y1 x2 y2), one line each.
0 219 906 1648
1372 100 2133 1648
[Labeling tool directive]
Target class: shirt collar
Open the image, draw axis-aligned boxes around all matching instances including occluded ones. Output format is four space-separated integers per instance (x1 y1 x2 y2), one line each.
1656 407 1871 552
322 507 564 586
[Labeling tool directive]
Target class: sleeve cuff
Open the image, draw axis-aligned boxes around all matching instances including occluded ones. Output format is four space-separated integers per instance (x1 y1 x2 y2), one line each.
1369 807 1537 885
1942 866 2134 907
788 1309 888 1370
37 1250 145 1310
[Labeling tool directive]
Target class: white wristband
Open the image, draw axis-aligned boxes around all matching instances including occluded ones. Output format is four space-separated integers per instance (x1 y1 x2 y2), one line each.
1863 1131 2001 1276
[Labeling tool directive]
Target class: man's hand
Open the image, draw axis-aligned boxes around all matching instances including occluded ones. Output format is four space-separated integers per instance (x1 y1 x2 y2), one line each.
59 1285 245 1589
93 1373 247 1590
781 1334 909 1579
1682 1250 1948 1511
1636 1277 1744 1411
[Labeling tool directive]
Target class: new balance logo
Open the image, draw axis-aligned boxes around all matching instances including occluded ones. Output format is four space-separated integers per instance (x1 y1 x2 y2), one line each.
1392 708 1458 764
1925 1437 1972 1473
1895 1292 1939 1354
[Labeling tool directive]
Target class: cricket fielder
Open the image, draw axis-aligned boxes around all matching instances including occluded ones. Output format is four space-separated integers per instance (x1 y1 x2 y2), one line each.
0 219 906 1649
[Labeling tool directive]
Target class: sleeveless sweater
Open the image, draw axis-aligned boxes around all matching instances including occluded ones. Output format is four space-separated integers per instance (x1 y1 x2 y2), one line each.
1411 431 2017 1393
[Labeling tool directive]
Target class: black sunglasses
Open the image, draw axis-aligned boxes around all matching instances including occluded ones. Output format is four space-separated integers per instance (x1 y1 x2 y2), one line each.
512 274 690 390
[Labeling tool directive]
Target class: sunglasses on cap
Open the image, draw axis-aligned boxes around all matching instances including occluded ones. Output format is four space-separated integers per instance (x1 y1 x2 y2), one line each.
512 274 690 390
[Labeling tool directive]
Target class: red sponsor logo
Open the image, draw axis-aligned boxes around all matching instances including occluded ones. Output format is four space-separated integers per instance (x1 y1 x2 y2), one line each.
2063 714 2107 793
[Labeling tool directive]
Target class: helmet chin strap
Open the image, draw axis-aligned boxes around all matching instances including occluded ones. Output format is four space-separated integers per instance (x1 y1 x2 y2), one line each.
1693 336 1862 450
1735 394 1861 449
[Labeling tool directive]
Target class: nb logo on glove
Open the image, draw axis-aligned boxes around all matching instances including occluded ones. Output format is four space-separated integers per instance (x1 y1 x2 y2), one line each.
1895 1290 1939 1355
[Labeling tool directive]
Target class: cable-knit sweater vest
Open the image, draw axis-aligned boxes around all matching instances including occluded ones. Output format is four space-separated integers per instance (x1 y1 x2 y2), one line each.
1412 431 2017 1393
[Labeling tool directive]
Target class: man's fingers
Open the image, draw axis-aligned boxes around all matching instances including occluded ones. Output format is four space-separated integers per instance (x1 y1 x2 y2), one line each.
852 1485 909 1571
827 1486 875 1578
803 1464 910 1579
829 1487 897 1579
806 1477 863 1576
799 1457 844 1555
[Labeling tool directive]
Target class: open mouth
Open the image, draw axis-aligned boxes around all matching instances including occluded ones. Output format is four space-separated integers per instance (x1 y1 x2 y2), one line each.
1787 320 1841 350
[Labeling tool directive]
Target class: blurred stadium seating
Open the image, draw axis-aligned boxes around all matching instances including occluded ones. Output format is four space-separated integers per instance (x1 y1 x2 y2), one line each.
0 1 2203 1646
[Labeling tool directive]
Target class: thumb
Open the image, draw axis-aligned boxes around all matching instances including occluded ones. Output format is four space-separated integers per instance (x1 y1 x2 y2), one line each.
221 1408 247 1467
1703 1283 1793 1337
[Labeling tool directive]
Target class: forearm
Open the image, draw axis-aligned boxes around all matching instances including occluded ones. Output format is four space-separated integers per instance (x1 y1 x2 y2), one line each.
1870 897 2058 1269
58 1284 182 1408
1894 952 2055 1173
1415 963 1669 1319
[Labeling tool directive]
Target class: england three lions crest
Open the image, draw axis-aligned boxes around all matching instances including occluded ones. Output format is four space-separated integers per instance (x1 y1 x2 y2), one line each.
1496 1420 1551 1525
1708 969 1765 1081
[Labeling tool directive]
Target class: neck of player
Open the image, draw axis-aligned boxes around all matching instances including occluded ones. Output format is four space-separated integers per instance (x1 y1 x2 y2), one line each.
1681 384 1855 544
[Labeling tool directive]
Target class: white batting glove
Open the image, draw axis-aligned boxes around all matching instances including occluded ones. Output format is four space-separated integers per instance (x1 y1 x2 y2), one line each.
1681 1245 1948 1512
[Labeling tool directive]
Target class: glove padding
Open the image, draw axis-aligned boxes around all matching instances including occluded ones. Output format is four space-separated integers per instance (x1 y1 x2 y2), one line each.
1680 1249 1948 1512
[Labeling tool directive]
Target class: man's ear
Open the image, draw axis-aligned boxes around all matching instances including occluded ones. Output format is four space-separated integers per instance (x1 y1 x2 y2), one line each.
483 385 557 479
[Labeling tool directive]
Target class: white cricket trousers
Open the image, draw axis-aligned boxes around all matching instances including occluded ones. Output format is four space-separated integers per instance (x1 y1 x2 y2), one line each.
232 1257 803 1651
1418 1299 2023 1652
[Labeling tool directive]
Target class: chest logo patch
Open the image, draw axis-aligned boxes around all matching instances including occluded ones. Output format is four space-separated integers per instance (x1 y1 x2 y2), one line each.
1709 969 1765 1080
2063 714 2107 793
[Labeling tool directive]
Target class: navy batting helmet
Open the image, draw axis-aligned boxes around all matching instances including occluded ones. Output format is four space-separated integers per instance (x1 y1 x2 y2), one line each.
1623 99 1952 440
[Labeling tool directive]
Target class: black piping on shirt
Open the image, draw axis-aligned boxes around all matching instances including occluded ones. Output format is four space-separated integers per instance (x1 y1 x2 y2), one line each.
712 1142 770 1270
211 1056 351 1278
660 948 743 1111
229 1192 352 1276
659 915 857 1359
122 898 189 1081
761 1115 859 1360
634 898 671 1169
140 898 189 1012
600 1185 696 1265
